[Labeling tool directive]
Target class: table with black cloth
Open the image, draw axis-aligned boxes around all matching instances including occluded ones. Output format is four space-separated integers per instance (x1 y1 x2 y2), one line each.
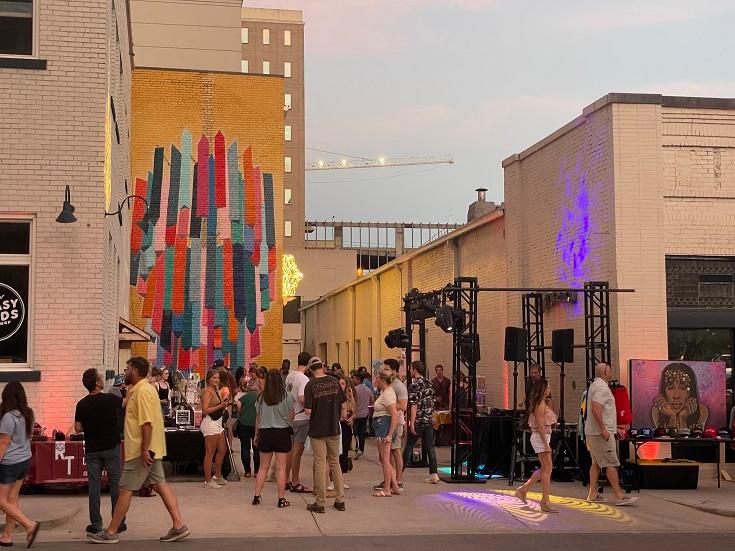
473 413 515 477
164 428 231 477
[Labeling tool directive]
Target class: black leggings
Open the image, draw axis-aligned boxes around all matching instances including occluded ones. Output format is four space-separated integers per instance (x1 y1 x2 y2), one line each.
339 421 352 473
353 417 368 452
238 424 259 474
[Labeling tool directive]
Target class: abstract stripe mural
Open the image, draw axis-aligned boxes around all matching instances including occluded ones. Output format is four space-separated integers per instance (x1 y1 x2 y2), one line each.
130 130 277 375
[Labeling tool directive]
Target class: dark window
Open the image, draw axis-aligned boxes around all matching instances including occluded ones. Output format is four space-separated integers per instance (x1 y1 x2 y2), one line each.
668 328 733 424
0 1 33 56
0 264 29 364
666 257 735 309
0 222 30 254
283 296 301 324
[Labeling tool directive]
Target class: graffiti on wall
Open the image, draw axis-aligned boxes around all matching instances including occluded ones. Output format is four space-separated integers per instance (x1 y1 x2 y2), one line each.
130 130 277 373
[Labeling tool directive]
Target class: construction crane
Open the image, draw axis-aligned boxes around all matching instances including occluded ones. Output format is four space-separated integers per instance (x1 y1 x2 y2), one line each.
305 154 454 171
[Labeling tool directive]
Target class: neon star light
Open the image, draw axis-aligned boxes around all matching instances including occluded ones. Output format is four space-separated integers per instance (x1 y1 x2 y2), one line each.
282 254 303 298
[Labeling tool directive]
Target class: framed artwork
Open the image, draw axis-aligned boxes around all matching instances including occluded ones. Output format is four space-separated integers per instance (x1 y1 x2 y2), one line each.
630 359 727 430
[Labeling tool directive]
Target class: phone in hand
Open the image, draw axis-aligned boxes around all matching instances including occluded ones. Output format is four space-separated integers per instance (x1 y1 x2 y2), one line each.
149 450 156 460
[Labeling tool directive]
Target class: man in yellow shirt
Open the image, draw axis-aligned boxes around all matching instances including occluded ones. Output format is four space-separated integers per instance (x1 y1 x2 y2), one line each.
88 357 190 544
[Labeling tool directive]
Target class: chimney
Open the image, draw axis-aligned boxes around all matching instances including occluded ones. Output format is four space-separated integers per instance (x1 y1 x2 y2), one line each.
467 187 497 222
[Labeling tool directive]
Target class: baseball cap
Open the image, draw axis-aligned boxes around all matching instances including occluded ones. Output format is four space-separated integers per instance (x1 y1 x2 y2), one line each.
307 357 324 370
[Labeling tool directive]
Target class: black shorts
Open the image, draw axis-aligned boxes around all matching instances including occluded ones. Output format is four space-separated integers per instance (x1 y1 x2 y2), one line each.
258 428 292 454
0 459 30 485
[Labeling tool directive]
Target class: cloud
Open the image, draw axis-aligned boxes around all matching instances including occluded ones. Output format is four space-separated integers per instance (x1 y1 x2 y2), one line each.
634 80 735 98
564 0 734 31
243 0 500 54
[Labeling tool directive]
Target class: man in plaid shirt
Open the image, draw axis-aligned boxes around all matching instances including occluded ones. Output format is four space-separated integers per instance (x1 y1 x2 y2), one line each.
402 360 439 484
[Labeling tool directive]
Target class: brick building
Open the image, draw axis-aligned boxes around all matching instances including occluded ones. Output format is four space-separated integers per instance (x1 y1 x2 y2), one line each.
0 0 133 429
128 68 285 372
303 94 735 421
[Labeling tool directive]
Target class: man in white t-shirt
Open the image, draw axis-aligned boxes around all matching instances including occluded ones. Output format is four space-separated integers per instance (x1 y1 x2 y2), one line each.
585 363 637 506
286 351 312 493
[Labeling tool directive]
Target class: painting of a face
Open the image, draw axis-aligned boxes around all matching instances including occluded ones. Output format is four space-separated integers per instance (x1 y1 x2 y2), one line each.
665 374 691 413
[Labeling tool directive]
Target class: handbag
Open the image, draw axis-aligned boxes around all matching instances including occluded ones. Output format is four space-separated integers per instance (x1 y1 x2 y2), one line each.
208 390 225 421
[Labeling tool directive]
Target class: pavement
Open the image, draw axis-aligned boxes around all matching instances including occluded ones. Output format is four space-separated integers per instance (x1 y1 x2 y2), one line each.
4 440 735 547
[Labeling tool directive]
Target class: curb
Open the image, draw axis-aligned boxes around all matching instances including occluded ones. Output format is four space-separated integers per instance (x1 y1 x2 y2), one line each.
0 505 82 531
665 499 735 518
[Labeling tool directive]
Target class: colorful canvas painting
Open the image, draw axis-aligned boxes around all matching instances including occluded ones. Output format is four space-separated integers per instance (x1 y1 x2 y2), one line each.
630 359 727 430
130 130 277 374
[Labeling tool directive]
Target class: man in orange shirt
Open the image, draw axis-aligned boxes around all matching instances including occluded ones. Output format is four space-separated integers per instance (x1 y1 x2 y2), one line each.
88 357 190 544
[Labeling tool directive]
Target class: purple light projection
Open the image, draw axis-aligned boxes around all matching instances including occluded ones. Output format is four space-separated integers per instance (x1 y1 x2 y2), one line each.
555 159 594 314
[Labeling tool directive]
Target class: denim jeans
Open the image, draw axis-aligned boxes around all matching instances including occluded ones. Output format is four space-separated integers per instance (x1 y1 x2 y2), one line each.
86 445 124 530
238 424 259 474
353 417 367 452
402 424 437 474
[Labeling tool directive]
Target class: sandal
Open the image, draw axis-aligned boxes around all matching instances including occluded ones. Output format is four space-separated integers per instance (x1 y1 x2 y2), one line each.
373 490 392 497
540 501 558 513
277 498 291 508
251 495 261 506
290 483 312 493
27 522 40 549
285 482 292 491
514 488 528 504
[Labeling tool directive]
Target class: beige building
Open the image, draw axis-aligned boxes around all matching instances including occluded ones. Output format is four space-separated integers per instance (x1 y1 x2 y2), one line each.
0 0 133 429
303 93 735 421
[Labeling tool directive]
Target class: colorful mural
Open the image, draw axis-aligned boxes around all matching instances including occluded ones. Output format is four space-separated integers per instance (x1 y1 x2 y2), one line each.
130 130 277 374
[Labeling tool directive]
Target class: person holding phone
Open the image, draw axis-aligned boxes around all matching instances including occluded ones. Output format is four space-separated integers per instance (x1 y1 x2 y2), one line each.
200 369 230 489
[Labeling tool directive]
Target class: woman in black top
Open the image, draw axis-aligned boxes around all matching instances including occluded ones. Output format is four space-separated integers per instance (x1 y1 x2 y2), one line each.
155 367 171 417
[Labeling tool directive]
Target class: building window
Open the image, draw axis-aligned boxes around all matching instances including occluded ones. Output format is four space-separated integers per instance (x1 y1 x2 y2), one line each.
0 220 33 367
284 62 291 78
284 221 292 237
284 188 292 205
285 125 292 141
262 28 270 45
284 29 291 46
284 93 292 110
0 0 35 56
262 61 270 75
241 27 249 44
241 60 248 73
284 156 292 173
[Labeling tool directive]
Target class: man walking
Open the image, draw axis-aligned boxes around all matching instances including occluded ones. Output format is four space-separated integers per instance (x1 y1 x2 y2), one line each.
286 351 312 493
75 369 125 535
403 361 439 484
585 362 637 506
304 357 346 513
88 357 190 543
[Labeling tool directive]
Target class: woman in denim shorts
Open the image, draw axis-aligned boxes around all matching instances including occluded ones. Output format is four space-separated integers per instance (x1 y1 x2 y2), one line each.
371 369 400 497
0 382 40 547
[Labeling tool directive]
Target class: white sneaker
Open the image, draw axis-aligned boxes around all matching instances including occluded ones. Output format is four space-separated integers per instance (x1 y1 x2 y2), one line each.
212 476 228 486
354 451 363 459
614 496 638 506
327 482 335 491
424 474 440 484
343 483 350 489
204 481 222 489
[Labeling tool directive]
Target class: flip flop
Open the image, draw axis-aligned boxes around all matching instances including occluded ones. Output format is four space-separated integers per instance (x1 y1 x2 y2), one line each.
290 483 312 493
373 490 392 497
26 522 39 549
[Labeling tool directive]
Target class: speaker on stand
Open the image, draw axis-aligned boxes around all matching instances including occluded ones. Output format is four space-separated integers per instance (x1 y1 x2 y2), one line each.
550 328 579 480
503 327 533 486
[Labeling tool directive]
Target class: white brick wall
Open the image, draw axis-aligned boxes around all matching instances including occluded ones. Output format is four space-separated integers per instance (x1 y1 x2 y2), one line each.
0 0 132 430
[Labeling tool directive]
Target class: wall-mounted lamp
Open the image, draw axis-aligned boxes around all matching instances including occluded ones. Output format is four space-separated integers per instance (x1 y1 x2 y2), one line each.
56 187 149 226
55 185 77 223
105 195 149 226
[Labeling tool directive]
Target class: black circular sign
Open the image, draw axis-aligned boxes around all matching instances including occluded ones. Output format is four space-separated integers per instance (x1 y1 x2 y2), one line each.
0 283 25 342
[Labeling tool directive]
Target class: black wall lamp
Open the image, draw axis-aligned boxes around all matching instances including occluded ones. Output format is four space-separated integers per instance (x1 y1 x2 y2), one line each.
55 185 77 223
55 186 149 226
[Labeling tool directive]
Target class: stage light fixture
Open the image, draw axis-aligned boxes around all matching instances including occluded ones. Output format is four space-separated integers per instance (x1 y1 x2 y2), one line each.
384 328 409 349
435 305 465 333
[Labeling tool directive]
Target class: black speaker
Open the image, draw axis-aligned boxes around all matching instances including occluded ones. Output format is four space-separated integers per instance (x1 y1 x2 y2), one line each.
551 328 574 363
504 327 527 362
460 334 481 364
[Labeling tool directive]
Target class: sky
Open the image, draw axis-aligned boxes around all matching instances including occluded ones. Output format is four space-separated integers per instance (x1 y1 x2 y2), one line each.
246 0 735 223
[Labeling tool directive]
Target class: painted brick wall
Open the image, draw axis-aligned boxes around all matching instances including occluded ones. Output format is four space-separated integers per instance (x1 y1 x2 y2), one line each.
129 69 284 371
0 0 132 430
